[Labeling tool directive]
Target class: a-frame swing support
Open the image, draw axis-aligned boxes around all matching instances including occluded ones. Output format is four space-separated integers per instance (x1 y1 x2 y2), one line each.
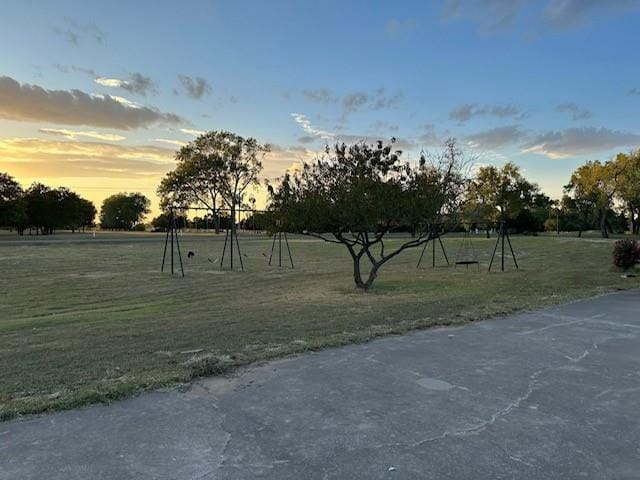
488 220 519 272
268 231 294 268
161 207 185 277
219 220 244 271
160 204 253 276
416 226 450 269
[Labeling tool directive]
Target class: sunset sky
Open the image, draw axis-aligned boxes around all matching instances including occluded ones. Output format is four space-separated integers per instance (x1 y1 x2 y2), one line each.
1 0 639 216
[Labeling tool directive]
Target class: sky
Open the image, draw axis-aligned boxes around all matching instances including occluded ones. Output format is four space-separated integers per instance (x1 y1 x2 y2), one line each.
1 0 639 216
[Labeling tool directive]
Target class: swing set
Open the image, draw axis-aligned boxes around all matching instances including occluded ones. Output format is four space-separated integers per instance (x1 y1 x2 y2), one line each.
160 205 294 276
160 208 517 277
415 220 519 272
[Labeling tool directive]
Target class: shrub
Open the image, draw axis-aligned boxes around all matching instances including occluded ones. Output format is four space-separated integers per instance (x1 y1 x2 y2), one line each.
612 239 640 270
544 218 558 232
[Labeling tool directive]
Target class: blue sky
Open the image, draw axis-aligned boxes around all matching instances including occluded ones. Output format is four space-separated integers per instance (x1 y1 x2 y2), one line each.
1 0 639 212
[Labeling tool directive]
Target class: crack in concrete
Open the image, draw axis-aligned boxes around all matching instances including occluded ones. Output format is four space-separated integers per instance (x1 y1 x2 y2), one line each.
585 318 640 331
215 413 232 473
564 350 590 362
380 330 628 452
517 317 584 335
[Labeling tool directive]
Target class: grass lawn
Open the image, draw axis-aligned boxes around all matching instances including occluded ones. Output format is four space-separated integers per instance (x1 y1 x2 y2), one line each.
1 230 638 420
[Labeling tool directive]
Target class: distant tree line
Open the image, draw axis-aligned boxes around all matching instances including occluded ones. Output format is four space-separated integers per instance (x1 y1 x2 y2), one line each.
0 173 96 235
2 134 638 244
154 130 640 244
0 172 153 234
150 212 233 231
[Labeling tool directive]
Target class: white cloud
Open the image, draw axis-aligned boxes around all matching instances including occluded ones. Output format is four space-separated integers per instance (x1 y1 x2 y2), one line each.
290 113 335 140
39 128 125 142
155 138 187 146
94 73 157 96
179 128 205 136
95 77 124 88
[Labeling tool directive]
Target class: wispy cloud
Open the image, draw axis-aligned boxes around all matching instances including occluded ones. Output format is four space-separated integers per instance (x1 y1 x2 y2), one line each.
263 144 319 179
95 73 157 96
442 0 531 32
0 76 182 130
0 137 174 179
385 18 417 38
417 124 442 146
302 87 403 115
555 102 591 120
154 138 187 146
544 0 637 29
53 18 106 46
522 127 640 159
290 113 335 140
302 88 336 104
179 128 206 136
177 75 212 99
442 0 638 33
466 125 526 149
53 64 98 77
449 103 526 123
39 128 125 142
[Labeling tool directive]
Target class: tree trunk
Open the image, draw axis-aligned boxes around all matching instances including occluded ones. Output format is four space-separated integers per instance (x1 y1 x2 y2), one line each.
352 254 365 289
363 262 382 290
599 210 609 239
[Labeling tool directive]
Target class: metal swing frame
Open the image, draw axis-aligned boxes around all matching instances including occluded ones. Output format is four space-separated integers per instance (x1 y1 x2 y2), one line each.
488 219 519 272
416 224 450 269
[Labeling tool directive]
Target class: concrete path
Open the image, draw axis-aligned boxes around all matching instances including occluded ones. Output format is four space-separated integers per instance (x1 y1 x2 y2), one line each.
2 290 640 479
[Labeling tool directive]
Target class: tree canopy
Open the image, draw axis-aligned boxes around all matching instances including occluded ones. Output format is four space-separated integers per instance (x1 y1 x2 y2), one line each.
463 162 550 233
565 160 618 238
99 193 150 230
158 131 269 211
613 150 640 234
268 138 465 289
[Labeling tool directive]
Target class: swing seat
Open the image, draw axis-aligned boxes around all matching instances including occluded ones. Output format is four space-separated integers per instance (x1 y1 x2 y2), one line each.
455 260 478 265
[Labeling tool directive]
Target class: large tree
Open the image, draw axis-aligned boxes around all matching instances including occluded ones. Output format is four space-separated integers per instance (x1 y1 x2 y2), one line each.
0 172 25 232
56 188 97 232
100 193 150 230
24 183 59 235
565 160 618 238
158 131 268 233
463 163 546 235
613 150 640 234
268 138 465 290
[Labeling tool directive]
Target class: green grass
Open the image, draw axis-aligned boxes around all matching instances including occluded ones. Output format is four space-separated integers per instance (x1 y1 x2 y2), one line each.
1 230 638 421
